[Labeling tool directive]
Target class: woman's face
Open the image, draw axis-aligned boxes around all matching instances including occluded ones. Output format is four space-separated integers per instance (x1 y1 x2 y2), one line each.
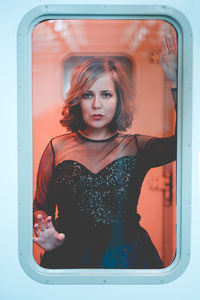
80 72 117 131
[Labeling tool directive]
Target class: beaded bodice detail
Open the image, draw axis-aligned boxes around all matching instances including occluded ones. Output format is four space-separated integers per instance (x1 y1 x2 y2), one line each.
53 155 137 226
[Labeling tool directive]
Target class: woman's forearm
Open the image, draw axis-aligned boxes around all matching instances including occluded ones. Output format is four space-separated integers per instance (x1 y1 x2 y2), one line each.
171 87 177 112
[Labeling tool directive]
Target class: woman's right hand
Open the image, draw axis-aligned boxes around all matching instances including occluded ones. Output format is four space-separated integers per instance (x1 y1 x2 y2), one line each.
33 214 65 251
160 35 177 87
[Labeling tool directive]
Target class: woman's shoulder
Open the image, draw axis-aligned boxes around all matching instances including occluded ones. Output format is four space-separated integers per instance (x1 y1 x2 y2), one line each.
118 132 135 139
51 132 75 141
50 132 77 149
118 132 154 140
118 132 156 149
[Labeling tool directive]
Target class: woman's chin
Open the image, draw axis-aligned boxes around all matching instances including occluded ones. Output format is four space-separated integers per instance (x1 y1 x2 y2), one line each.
84 121 109 130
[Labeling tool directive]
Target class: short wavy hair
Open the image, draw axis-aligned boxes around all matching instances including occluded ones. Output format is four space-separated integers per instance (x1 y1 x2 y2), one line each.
60 57 134 132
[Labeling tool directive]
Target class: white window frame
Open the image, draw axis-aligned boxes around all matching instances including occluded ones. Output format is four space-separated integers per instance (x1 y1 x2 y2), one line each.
17 4 192 284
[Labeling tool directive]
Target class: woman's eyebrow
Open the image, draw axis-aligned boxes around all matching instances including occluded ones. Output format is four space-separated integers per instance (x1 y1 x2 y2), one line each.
85 90 112 93
84 90 93 93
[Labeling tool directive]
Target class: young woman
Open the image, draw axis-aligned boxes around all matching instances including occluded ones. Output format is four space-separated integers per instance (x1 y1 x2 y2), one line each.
33 36 177 269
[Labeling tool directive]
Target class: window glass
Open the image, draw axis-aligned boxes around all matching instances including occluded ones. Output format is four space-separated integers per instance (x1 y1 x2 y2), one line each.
32 19 177 269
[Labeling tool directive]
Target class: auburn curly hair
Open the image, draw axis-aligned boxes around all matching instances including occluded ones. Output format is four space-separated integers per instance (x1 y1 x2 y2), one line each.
60 57 134 132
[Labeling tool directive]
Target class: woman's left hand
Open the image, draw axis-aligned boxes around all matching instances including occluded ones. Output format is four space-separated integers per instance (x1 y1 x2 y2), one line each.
160 35 177 88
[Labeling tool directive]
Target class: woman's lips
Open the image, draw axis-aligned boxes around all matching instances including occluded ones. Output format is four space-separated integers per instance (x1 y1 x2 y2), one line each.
91 114 104 120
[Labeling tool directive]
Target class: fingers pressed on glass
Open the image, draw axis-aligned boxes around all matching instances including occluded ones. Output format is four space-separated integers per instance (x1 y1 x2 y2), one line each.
161 37 169 56
34 223 42 236
166 35 175 53
37 214 46 231
45 216 53 229
57 233 65 241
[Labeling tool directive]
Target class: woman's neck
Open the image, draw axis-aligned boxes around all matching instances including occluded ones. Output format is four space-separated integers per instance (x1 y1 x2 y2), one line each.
79 127 117 140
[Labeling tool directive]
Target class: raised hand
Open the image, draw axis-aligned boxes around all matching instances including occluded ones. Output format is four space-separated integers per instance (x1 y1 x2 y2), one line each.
160 35 177 87
33 214 65 251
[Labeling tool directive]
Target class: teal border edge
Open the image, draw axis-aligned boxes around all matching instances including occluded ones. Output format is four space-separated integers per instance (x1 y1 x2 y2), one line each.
17 4 193 285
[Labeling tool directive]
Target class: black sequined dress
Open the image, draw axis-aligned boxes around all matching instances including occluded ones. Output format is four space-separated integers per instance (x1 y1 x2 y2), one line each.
33 131 176 269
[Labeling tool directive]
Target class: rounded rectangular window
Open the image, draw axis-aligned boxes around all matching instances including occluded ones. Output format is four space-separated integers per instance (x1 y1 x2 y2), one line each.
18 5 192 284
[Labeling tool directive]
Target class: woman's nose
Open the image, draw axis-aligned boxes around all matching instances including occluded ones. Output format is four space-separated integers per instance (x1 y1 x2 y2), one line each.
92 95 102 109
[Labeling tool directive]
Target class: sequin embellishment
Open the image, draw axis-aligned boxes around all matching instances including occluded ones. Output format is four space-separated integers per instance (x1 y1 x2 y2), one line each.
54 156 137 226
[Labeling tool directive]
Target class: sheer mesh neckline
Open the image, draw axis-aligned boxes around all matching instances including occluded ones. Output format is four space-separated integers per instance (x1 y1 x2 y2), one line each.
76 131 119 143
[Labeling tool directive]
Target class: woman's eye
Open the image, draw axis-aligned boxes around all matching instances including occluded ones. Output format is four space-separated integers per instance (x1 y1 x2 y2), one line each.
82 93 93 99
102 92 112 98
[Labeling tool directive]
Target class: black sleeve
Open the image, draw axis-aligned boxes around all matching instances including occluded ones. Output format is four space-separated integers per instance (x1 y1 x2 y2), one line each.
33 140 55 216
137 87 177 169
141 134 176 169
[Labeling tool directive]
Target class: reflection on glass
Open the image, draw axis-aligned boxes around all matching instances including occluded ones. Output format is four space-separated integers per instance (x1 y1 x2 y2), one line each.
32 19 177 269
